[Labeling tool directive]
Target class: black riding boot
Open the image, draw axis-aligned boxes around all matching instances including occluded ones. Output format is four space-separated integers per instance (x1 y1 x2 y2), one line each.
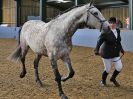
110 70 120 87
100 71 108 86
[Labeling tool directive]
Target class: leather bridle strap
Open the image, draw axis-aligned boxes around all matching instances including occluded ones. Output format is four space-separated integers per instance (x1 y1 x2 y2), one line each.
87 6 107 31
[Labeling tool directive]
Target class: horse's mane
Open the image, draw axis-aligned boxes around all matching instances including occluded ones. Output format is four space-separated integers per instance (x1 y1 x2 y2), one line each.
60 4 85 15
53 4 87 20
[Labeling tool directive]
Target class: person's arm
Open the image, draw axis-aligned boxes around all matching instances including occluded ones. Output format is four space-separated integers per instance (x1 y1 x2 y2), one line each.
94 33 106 55
117 29 125 55
119 37 125 55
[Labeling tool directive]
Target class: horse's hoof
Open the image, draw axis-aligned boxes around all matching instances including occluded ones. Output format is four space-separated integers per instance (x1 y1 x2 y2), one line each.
20 71 26 78
61 94 68 99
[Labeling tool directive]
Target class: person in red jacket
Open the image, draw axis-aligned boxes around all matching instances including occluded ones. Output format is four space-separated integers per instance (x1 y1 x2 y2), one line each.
94 17 125 87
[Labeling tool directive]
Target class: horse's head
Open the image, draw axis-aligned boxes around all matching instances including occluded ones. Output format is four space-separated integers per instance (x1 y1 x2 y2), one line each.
85 3 109 32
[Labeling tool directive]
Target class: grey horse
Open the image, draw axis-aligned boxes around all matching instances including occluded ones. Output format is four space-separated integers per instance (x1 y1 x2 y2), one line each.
8 3 109 99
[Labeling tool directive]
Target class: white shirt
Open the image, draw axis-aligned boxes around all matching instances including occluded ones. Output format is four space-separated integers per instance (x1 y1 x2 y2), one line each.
111 29 118 38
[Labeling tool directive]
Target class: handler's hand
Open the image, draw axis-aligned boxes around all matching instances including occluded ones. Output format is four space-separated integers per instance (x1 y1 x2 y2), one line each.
121 49 125 55
94 50 100 56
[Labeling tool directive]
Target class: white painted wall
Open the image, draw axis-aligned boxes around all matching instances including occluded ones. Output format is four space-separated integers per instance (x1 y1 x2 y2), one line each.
0 26 20 39
72 29 133 52
72 29 100 47
0 27 133 52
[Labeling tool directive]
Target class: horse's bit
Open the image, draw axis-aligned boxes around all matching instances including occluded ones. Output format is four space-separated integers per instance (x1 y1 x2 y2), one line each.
87 6 107 32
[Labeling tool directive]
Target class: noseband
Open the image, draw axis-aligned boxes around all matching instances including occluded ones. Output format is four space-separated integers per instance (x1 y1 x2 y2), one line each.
87 6 107 32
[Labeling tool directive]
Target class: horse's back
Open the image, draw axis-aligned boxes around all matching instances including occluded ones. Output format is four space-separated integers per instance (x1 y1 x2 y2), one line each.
20 20 49 54
21 20 46 30
20 20 46 41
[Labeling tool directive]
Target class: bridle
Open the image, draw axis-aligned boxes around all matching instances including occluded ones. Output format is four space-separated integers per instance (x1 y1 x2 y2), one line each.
86 6 124 62
86 6 107 32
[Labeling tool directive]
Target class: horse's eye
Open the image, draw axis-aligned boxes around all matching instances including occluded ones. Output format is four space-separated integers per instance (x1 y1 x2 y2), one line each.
94 12 98 16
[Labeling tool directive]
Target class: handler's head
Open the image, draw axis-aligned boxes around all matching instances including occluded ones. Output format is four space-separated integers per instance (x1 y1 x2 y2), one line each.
109 17 116 24
108 17 116 29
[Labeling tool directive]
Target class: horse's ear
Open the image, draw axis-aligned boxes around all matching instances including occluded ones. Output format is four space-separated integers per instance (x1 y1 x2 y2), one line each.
90 0 94 6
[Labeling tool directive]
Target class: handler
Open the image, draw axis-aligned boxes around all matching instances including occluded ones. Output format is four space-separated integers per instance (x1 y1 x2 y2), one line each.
94 17 125 87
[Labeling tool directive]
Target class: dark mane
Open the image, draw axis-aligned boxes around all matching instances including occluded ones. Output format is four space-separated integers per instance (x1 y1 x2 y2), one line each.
60 4 85 14
53 4 86 20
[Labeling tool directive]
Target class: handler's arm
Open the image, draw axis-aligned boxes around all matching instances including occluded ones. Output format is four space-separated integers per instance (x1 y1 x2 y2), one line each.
119 33 125 55
94 33 106 55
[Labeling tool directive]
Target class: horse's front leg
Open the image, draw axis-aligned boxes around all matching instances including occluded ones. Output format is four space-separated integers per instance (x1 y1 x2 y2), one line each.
34 54 43 87
61 55 75 82
50 59 68 99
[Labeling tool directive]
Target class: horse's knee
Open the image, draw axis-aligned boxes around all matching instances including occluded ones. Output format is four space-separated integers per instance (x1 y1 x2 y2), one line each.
50 59 61 81
20 70 26 78
34 61 38 69
34 59 39 69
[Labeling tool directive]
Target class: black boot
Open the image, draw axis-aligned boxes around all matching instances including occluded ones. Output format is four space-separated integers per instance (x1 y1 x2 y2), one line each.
100 71 108 87
110 70 120 87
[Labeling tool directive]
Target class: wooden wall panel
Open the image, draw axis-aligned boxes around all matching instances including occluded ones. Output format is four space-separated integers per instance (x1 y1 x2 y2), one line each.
1 0 128 27
20 0 39 25
101 7 128 28
2 0 16 26
47 6 60 20
0 0 70 26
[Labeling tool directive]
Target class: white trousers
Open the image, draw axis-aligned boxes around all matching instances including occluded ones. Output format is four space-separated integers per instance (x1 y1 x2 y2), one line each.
102 57 123 73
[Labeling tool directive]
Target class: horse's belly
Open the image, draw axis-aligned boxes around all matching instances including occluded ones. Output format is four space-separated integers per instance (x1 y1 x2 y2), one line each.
28 40 47 55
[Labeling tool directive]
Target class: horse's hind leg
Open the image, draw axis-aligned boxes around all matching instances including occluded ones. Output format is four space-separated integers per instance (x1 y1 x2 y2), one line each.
20 46 29 78
61 55 75 82
34 54 43 87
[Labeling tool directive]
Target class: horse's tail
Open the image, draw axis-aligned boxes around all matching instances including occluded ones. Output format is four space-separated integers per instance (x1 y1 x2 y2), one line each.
7 27 22 63
7 46 21 63
17 26 22 45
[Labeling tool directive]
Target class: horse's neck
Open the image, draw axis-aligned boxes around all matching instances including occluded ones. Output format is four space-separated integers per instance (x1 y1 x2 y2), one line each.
59 7 87 37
